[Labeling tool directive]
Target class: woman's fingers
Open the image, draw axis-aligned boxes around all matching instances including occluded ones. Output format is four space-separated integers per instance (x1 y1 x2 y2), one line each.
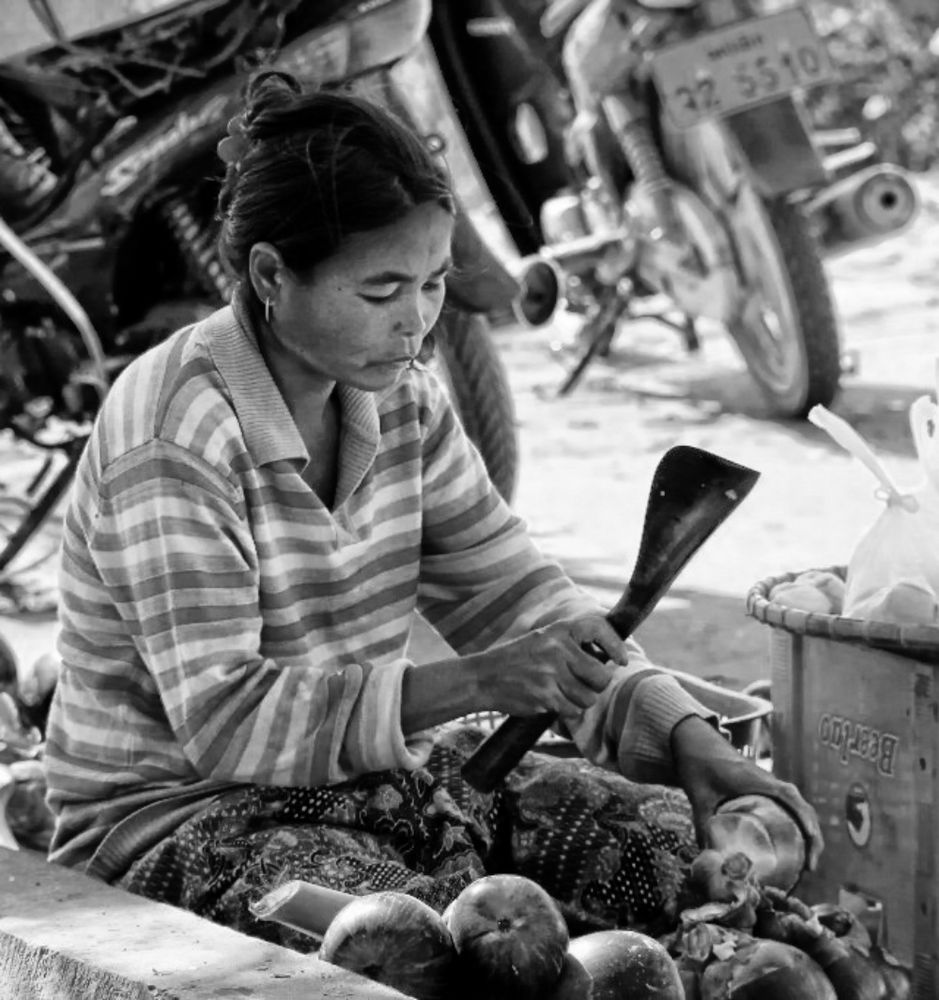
734 766 826 872
556 674 600 711
491 616 624 715
546 619 620 711
772 781 826 870
673 720 825 872
567 643 618 693
571 618 630 665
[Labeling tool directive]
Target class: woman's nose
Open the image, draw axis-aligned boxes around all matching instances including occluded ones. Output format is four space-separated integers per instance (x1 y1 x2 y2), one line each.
397 292 434 339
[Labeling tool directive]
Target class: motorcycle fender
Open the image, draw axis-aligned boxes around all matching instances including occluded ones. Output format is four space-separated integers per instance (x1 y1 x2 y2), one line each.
720 98 829 197
446 209 520 314
661 98 827 204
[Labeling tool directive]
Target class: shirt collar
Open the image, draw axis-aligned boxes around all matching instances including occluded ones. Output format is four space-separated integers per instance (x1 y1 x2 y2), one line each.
203 294 307 466
203 294 383 498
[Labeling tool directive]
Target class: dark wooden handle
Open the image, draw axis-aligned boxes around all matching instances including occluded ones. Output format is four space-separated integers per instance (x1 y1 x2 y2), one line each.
460 445 760 793
459 712 557 793
462 640 611 793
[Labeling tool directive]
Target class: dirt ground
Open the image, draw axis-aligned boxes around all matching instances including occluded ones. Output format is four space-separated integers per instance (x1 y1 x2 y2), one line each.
486 174 939 689
1 179 939 695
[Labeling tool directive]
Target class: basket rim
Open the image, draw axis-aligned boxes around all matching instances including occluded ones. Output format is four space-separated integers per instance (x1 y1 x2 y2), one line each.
746 565 939 661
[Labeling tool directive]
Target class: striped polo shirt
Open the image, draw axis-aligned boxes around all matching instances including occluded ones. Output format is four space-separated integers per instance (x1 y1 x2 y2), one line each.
44 300 709 871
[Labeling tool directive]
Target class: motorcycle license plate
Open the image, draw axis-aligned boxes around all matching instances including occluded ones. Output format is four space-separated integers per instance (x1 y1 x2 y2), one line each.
650 7 837 130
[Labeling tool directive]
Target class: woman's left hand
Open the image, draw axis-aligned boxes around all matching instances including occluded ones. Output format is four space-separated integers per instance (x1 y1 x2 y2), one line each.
671 715 824 872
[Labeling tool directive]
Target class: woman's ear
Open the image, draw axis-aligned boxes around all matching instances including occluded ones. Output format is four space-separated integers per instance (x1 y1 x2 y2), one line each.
247 242 285 307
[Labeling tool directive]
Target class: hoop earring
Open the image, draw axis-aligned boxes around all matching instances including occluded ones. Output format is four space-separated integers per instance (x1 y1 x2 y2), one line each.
264 297 272 323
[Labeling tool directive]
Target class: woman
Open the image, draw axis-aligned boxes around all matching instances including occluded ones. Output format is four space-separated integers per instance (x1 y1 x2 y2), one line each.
44 73 821 947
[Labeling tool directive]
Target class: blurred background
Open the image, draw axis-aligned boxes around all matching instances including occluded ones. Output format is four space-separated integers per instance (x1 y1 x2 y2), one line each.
1 0 938 691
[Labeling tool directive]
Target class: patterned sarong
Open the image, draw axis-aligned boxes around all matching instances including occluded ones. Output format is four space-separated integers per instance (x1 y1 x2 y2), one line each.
117 727 699 952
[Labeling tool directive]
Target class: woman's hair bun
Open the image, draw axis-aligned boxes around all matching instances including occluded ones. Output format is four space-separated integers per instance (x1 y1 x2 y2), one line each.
242 70 303 133
217 70 302 170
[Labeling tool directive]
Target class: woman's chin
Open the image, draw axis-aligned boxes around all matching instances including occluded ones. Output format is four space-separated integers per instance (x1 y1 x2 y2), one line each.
358 362 411 390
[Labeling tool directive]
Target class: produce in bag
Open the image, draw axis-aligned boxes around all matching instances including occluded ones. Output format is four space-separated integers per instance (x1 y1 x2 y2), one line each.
768 569 846 614
809 388 939 624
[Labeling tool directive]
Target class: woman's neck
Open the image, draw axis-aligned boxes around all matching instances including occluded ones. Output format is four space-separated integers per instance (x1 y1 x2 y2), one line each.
268 351 337 433
252 306 337 434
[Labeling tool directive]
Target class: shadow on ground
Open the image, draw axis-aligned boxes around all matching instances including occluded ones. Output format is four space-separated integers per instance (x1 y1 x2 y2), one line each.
552 345 930 460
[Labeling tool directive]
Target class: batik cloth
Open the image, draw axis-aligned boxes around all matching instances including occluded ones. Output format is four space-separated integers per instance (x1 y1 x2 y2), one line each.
116 727 698 952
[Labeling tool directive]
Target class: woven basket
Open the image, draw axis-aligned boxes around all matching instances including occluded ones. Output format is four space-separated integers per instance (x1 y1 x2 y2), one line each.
746 565 939 665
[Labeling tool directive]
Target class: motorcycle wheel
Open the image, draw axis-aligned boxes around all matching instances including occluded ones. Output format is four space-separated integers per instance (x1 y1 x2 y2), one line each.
724 195 841 418
432 309 519 503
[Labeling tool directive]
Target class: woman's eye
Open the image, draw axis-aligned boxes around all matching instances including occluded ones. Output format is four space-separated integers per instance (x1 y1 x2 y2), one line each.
360 285 400 303
360 274 448 303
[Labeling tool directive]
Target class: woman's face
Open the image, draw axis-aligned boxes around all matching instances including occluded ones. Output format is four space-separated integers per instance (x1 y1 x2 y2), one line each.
264 202 454 392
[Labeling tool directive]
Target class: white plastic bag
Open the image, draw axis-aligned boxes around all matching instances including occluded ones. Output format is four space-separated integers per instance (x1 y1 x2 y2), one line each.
809 379 939 625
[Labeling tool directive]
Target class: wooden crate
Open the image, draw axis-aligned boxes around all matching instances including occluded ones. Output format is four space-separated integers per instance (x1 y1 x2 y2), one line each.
748 571 939 998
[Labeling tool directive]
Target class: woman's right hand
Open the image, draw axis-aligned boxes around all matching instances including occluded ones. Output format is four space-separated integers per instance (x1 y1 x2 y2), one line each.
471 615 626 718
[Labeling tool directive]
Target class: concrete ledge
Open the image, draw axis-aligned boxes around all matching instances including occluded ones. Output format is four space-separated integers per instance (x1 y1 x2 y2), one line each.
0 846 408 999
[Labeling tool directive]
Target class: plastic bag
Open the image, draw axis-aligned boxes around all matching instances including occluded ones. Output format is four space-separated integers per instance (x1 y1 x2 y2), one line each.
809 379 939 625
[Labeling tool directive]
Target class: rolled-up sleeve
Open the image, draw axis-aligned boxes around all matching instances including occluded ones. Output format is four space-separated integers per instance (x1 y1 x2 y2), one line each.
564 648 721 784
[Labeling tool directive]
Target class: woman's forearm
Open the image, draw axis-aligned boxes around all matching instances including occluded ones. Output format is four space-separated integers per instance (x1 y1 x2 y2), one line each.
400 655 489 734
401 615 627 736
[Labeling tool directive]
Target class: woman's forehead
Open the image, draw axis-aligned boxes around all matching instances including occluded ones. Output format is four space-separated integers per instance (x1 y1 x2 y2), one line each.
331 204 454 273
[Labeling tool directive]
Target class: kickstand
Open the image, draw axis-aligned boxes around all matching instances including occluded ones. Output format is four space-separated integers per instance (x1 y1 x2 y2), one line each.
626 308 700 353
680 314 700 353
557 290 630 397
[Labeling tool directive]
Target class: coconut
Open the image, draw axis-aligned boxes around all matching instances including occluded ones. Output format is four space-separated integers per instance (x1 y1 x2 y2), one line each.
318 891 456 1000
444 874 569 1000
567 929 685 999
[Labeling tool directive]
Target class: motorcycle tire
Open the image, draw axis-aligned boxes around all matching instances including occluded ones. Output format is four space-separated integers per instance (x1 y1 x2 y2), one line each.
432 309 519 503
725 196 841 419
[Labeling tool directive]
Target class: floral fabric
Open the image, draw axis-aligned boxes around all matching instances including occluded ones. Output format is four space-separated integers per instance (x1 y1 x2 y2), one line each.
117 726 698 951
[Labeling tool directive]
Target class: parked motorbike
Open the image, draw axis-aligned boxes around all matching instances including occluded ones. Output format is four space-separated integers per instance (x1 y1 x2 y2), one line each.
428 0 920 416
0 0 524 581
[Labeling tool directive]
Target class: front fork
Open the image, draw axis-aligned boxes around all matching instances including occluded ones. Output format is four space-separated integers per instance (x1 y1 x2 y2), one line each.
587 91 711 287
600 95 685 245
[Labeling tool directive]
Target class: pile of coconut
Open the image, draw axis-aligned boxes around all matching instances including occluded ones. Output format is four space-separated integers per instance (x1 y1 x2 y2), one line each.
252 794 910 999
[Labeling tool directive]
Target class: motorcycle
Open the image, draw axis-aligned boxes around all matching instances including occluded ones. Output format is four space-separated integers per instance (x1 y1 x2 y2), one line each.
0 0 524 582
427 0 920 415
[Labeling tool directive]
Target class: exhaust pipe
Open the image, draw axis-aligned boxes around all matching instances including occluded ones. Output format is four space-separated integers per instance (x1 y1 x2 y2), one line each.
513 256 563 328
512 228 635 327
808 163 919 255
